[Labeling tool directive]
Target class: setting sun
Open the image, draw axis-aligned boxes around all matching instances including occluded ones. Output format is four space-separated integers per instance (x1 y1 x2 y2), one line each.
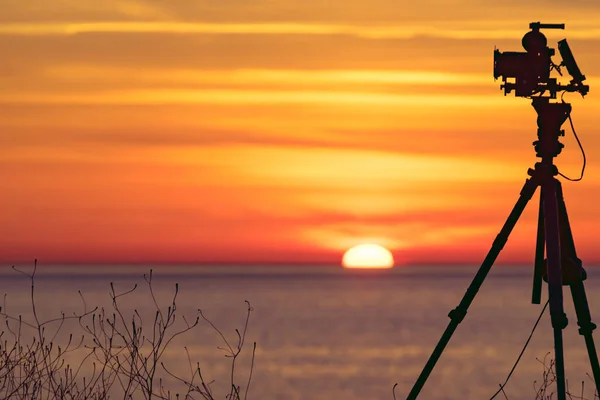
342 244 395 269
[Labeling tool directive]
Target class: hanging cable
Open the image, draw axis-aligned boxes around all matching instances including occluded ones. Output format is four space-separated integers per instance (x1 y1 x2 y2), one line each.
558 92 586 181
489 300 550 399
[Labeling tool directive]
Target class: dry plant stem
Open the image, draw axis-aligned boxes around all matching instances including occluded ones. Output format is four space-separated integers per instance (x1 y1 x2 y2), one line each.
0 262 256 400
531 353 599 400
163 301 257 400
198 300 253 400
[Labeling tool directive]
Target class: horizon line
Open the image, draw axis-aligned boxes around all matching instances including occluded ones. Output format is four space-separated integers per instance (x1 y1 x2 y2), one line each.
1 261 593 268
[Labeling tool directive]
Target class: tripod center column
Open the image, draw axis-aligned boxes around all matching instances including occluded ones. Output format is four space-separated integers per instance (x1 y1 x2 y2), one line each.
532 99 571 164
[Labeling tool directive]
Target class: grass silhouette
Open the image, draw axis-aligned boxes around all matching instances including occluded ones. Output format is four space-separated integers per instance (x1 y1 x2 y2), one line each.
0 261 255 399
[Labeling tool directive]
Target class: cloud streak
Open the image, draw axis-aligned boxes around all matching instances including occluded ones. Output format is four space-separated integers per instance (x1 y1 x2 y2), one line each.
0 88 525 107
43 66 494 86
3 21 600 39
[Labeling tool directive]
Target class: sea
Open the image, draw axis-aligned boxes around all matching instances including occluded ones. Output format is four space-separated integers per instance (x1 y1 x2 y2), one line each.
0 264 598 400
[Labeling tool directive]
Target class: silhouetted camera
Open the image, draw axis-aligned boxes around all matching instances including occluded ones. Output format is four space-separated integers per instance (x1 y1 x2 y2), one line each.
493 22 588 98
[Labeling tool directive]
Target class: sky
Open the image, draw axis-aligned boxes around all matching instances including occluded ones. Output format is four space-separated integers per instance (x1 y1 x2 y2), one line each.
2 1 600 265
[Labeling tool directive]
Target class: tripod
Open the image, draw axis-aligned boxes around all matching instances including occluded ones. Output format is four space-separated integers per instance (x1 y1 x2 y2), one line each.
406 97 600 400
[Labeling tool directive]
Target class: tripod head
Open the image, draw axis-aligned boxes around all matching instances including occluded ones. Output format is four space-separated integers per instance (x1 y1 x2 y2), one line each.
494 22 589 98
492 23 591 160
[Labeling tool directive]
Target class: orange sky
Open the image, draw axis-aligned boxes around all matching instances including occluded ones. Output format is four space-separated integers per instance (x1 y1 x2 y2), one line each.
2 1 600 265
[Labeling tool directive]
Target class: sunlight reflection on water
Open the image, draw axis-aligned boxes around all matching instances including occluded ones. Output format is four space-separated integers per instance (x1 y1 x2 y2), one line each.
0 265 598 400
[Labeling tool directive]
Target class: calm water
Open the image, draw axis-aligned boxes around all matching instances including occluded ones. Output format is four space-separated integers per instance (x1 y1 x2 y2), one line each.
0 265 599 400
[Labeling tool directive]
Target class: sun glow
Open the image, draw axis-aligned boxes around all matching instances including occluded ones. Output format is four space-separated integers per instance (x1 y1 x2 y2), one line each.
342 244 395 269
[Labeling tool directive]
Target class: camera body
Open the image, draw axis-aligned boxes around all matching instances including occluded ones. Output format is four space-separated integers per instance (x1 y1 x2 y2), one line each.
493 22 588 98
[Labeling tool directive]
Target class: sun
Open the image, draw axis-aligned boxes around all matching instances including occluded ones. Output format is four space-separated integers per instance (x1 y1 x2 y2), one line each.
342 244 395 269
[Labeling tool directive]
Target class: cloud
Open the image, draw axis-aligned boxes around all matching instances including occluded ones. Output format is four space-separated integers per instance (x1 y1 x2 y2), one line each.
0 88 523 107
3 30 598 79
43 66 494 86
197 144 527 187
0 0 172 23
3 0 599 26
0 34 494 76
3 21 600 40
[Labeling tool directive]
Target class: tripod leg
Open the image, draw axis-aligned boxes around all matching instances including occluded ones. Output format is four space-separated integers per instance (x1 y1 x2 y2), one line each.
555 180 600 394
570 280 600 395
406 178 538 400
532 192 545 304
542 180 568 400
